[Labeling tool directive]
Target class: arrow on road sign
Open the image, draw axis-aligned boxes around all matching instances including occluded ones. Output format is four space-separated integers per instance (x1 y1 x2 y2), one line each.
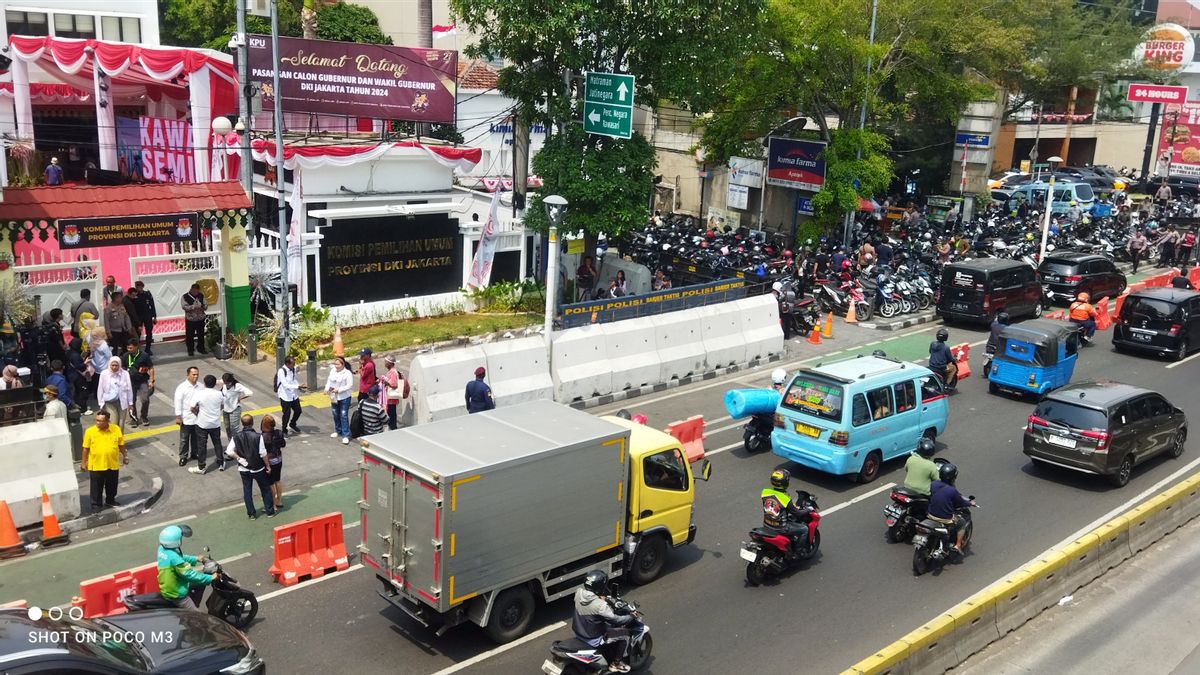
587 108 601 125
617 82 628 102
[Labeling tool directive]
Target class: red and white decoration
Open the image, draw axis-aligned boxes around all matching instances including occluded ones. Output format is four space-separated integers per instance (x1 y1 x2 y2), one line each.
248 139 482 172
479 175 545 193
467 190 502 289
432 24 457 39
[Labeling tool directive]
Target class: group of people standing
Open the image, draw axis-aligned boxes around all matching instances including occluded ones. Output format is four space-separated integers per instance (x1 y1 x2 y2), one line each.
323 348 410 444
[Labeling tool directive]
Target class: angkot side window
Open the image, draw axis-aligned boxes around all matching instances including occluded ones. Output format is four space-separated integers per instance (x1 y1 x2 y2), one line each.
920 375 944 401
643 448 687 492
866 386 893 421
893 381 917 413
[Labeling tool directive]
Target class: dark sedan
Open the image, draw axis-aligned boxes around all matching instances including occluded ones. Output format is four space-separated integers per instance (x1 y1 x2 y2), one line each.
0 608 264 674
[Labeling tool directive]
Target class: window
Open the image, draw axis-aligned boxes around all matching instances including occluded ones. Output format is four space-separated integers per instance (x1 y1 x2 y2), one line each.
782 375 844 422
920 376 944 401
54 13 95 39
1147 396 1172 418
866 386 893 421
894 381 917 413
7 10 48 36
1125 398 1149 424
852 394 871 427
643 449 687 492
101 16 140 43
1032 400 1107 431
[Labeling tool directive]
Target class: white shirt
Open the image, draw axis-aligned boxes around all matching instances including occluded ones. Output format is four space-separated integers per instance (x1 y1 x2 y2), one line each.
42 399 67 420
220 383 252 413
324 368 353 401
174 380 200 425
224 434 268 473
277 366 301 402
192 387 224 430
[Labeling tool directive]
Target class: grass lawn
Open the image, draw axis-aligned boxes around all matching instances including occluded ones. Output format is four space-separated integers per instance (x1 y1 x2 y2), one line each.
339 312 541 355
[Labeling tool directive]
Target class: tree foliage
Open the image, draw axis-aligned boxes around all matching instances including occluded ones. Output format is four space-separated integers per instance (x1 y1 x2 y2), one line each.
315 2 392 44
159 0 390 50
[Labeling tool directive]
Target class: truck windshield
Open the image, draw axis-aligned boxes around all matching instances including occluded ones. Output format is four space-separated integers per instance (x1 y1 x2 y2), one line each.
782 375 844 422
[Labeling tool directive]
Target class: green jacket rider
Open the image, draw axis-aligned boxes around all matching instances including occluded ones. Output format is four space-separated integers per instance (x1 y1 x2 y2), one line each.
157 525 216 607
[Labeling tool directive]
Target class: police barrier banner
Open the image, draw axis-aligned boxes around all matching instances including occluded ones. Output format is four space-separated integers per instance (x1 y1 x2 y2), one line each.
561 279 747 328
57 212 200 249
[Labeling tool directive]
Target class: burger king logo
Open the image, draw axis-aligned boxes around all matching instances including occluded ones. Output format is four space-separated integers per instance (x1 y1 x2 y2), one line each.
1135 23 1195 71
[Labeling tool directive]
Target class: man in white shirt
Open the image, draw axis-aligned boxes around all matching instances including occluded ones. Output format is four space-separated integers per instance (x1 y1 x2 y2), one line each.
189 374 225 474
276 355 305 435
174 367 201 468
41 384 68 420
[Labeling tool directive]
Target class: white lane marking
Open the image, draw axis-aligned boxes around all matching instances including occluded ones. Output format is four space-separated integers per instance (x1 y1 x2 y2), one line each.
258 563 364 602
706 420 744 436
208 503 243 514
313 476 352 488
0 515 198 568
1166 350 1200 369
707 440 742 456
220 551 252 564
343 520 358 530
430 621 569 675
823 482 897 516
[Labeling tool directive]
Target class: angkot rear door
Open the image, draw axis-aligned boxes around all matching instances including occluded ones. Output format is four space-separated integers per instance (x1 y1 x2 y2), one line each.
940 267 984 314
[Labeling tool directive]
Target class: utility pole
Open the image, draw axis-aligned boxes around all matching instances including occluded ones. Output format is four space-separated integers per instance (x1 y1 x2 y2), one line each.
236 0 254 215
1141 102 1162 179
271 0 290 365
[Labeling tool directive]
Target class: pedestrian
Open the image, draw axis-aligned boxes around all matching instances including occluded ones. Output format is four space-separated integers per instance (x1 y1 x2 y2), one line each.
44 156 64 185
41 384 67 420
123 338 154 427
81 410 128 510
0 365 21 390
465 366 495 414
1128 229 1149 274
325 356 353 445
1179 228 1197 266
87 327 110 412
103 291 133 352
857 240 876 267
380 355 408 430
132 281 158 355
262 414 286 511
276 355 305 434
1156 225 1179 267
189 374 225 474
1155 180 1173 209
97 356 133 431
220 373 252 439
223 413 275 519
101 275 120 306
576 255 597 301
615 270 629 296
174 367 201 468
43 359 72 409
1171 269 1195 289
122 287 143 343
69 288 98 339
181 283 208 356
358 385 388 435
357 347 377 402
66 338 88 411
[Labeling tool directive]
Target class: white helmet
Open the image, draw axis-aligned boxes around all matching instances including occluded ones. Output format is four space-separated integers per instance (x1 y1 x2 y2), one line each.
923 232 931 240
771 281 783 293
771 368 787 386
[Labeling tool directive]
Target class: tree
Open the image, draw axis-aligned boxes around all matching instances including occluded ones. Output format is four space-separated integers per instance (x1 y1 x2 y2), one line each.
452 0 765 241
160 0 392 50
316 2 392 44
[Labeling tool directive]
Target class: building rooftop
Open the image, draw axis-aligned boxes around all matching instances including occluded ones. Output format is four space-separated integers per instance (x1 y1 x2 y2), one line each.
0 181 252 221
457 58 500 91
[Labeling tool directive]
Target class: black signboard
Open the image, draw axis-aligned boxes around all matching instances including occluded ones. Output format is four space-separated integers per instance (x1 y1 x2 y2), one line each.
561 278 747 328
57 212 200 249
319 215 462 306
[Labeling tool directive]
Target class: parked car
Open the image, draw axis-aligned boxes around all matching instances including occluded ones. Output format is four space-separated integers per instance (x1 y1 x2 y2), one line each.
936 258 1044 324
0 607 264 674
988 170 1029 190
1136 175 1200 199
1006 181 1096 215
1112 287 1200 361
1039 251 1126 305
1024 381 1187 487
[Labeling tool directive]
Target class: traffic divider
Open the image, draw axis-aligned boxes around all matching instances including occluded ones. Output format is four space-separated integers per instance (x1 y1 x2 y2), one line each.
1094 296 1112 330
71 562 159 618
1092 516 1133 573
480 337 554 409
551 324 613 402
952 343 971 379
898 612 957 674
1046 310 1066 320
268 512 351 588
947 593 1001 664
409 345 489 424
1060 532 1102 589
991 568 1040 636
1018 551 1072 631
1126 492 1176 554
698 302 747 370
1114 290 1130 319
602 317 662 391
653 309 707 382
665 415 706 463
0 599 26 608
739 294 784 363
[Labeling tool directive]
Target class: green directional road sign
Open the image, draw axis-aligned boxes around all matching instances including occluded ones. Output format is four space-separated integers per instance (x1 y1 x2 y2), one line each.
583 71 635 139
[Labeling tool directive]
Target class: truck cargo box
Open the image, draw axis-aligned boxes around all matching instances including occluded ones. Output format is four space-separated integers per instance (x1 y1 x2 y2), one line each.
359 400 629 615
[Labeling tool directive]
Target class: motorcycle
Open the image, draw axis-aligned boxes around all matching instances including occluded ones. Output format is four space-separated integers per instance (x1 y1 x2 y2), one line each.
741 491 822 586
912 497 977 576
743 413 774 452
124 546 259 630
884 458 948 543
542 589 652 675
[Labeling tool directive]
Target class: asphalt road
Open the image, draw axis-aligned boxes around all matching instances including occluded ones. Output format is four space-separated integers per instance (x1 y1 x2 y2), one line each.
218 321 1200 675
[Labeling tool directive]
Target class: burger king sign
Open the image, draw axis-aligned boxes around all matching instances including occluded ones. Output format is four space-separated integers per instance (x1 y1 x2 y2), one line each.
1135 23 1195 71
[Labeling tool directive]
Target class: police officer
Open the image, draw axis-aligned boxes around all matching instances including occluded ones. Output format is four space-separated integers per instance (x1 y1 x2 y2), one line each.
761 469 811 550
464 366 495 414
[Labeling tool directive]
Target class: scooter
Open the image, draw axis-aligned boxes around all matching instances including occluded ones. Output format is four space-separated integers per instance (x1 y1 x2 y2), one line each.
542 590 652 674
742 491 822 586
743 413 774 452
912 499 977 576
124 546 259 629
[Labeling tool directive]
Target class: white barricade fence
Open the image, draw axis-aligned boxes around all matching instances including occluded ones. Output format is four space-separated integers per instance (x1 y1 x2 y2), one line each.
601 317 661 391
408 345 488 424
551 324 613 402
481 337 554 408
652 309 706 382
738 294 784 362
699 302 746 370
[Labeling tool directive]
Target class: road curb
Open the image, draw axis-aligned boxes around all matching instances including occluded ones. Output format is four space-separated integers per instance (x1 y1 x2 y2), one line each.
18 476 165 546
568 352 786 410
842 471 1200 674
858 311 939 332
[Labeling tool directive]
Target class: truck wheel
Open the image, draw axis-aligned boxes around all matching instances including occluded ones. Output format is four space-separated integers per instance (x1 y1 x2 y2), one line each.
628 535 668 585
483 586 535 644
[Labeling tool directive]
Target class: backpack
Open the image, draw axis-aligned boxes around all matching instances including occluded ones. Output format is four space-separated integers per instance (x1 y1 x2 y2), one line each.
350 407 364 438
273 372 280 393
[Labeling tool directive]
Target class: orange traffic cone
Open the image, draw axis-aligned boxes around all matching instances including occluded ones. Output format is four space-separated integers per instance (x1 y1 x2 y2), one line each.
332 325 345 357
0 500 25 560
822 312 834 339
845 301 858 324
807 326 822 345
39 487 69 548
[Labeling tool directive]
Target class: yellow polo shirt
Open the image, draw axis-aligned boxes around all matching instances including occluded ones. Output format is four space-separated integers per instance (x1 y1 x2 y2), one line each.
83 425 124 471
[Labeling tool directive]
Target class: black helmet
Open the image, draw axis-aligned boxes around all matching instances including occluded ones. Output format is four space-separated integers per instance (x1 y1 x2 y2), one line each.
916 438 936 458
936 328 949 342
997 311 1011 325
583 570 608 594
872 349 887 358
770 468 791 490
938 461 959 486
615 409 632 420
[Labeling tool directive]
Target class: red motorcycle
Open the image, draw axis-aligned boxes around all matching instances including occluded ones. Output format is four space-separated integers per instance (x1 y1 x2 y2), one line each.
741 491 822 586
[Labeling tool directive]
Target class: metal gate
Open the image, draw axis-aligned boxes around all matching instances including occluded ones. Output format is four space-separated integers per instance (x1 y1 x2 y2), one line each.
128 241 222 339
14 249 102 321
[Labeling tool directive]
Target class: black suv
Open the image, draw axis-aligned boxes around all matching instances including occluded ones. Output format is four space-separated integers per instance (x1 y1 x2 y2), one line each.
1113 287 1200 361
1038 252 1126 305
1024 381 1187 487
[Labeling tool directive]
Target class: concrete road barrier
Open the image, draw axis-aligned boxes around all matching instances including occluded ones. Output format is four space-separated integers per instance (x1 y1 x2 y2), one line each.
408 346 488 424
899 613 958 674
739 294 784 362
653 309 707 382
699 302 747 370
481 337 554 408
551 324 614 402
947 593 1001 664
1093 516 1133 573
602 317 661 392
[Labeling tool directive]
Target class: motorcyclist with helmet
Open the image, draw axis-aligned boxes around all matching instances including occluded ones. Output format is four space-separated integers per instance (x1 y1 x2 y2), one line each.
156 525 217 609
1068 292 1098 343
928 328 958 390
986 311 1010 355
770 368 788 394
761 469 813 550
572 570 634 673
927 462 975 553
903 438 940 497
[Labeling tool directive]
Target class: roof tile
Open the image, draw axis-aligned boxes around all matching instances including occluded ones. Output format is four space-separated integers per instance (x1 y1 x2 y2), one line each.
457 58 499 91
0 181 252 221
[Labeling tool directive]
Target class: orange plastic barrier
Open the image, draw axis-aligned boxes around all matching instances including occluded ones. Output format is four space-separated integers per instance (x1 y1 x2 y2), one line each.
268 512 351 587
1094 296 1112 330
1126 281 1147 294
1114 291 1130 319
71 562 159 618
1190 267 1200 287
1 599 27 609
666 415 706 463
1047 310 1066 321
951 343 971 379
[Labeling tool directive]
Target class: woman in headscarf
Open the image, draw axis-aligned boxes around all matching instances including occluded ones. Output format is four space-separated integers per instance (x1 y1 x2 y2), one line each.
96 356 133 431
88 326 112 413
0 365 21 390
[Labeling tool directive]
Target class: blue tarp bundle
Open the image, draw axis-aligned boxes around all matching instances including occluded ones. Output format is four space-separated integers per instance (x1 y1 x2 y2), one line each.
724 388 781 420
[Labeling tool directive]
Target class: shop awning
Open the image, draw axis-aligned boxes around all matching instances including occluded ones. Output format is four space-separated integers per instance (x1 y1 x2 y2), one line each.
858 197 880 212
0 181 251 221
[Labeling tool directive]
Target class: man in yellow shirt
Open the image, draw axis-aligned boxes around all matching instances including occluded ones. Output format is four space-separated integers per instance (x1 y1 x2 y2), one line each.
82 410 129 510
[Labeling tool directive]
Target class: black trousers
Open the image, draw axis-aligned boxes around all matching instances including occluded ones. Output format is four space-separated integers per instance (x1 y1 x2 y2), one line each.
143 321 155 351
1131 249 1143 274
192 426 222 469
178 423 195 463
280 398 302 429
184 320 207 355
89 469 119 507
240 470 275 517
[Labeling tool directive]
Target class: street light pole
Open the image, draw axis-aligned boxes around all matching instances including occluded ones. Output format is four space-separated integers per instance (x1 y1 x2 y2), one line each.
1039 155 1063 263
270 0 290 366
759 116 807 233
844 0 879 247
543 195 568 355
